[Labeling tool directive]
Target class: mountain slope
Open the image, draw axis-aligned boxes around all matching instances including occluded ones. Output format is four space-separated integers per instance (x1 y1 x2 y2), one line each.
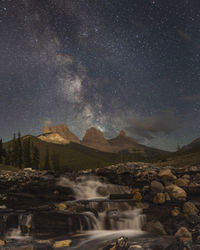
40 124 80 144
81 127 113 152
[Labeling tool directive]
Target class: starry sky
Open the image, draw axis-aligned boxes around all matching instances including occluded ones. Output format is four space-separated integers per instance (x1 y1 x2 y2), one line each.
1 0 200 151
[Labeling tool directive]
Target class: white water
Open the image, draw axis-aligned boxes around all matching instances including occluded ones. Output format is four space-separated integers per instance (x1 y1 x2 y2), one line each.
6 214 32 240
58 176 130 200
57 176 146 232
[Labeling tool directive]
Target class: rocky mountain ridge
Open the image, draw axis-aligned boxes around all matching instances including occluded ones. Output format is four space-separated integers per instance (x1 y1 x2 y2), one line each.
37 124 165 154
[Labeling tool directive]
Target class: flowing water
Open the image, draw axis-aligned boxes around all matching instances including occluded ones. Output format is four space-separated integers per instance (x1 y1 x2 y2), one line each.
3 175 146 249
57 175 147 249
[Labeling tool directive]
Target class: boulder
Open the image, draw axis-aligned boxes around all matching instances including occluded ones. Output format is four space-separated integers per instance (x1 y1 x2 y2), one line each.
175 178 189 187
151 181 164 193
165 185 187 200
142 221 167 235
183 201 199 215
153 193 166 204
158 169 177 181
53 240 72 248
175 227 192 241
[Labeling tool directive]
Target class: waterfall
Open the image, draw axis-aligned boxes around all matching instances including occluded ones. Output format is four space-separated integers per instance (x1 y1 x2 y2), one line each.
57 176 146 232
6 214 32 240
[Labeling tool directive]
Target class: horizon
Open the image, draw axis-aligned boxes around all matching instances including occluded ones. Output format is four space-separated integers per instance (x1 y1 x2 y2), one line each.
2 123 197 153
1 0 200 151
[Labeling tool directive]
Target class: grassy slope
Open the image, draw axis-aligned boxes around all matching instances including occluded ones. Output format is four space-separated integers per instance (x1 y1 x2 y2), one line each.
152 145 200 167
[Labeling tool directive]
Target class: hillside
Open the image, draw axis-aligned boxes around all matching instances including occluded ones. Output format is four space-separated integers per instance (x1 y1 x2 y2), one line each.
3 135 159 171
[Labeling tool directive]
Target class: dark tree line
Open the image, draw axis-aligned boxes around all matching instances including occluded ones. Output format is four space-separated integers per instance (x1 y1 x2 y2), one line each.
1 133 40 170
0 133 61 171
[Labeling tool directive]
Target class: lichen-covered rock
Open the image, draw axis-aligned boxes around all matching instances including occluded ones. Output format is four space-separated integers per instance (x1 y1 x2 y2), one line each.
132 191 142 201
183 201 199 215
165 185 187 200
175 227 192 241
153 193 165 204
158 169 177 181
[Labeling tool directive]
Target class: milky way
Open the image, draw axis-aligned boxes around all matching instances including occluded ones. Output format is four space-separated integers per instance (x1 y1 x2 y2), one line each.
1 0 200 151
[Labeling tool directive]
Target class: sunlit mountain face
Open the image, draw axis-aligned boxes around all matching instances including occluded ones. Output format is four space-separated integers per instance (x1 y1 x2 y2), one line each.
1 0 200 151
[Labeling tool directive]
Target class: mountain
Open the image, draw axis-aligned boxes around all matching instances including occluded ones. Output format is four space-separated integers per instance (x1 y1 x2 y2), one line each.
81 127 113 152
180 138 200 152
108 130 141 153
38 124 80 144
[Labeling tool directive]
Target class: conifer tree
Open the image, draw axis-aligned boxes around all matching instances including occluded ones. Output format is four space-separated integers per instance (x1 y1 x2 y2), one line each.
51 152 60 171
0 139 4 164
16 132 23 168
11 133 17 167
44 148 50 170
32 146 40 170
23 137 31 168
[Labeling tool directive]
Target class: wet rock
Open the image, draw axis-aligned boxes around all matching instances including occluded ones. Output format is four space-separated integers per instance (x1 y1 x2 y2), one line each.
183 201 199 215
53 239 72 248
153 193 165 204
151 180 164 193
165 185 187 200
142 221 167 235
100 236 129 250
175 227 192 241
57 203 67 211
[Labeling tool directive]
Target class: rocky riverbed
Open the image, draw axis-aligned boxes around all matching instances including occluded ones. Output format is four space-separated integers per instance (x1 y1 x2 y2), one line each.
0 163 199 249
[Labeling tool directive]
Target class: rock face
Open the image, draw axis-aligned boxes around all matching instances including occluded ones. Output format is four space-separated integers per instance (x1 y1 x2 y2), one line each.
108 130 141 153
38 124 80 144
82 127 113 152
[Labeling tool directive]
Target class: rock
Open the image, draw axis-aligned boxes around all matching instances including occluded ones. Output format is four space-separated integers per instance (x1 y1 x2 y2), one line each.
151 181 164 193
153 193 165 204
0 240 5 247
57 203 67 211
175 178 189 187
132 190 142 201
183 201 199 215
116 236 129 249
142 221 167 235
165 185 187 200
53 240 72 248
158 169 177 181
175 227 192 241
165 192 171 201
171 207 180 217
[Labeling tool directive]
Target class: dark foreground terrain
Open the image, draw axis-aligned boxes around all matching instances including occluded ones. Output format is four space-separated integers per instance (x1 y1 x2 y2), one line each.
0 162 199 249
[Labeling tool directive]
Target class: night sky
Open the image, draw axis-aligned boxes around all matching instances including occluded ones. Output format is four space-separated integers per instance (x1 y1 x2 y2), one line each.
1 0 200 151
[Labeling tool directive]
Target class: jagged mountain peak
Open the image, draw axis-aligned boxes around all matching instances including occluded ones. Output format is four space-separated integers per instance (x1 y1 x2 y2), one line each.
39 124 80 144
82 127 113 152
